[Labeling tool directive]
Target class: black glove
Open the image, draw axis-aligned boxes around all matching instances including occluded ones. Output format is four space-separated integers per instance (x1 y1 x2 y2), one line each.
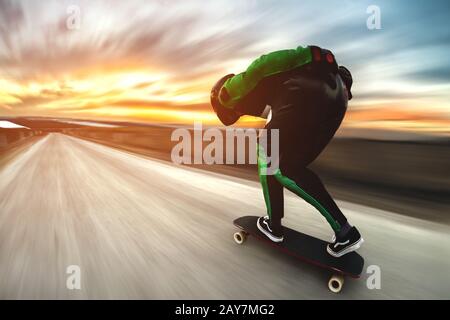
210 74 241 126
338 66 353 100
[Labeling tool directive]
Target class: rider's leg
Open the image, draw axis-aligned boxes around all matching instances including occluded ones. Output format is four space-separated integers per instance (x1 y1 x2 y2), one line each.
273 164 347 234
257 135 284 239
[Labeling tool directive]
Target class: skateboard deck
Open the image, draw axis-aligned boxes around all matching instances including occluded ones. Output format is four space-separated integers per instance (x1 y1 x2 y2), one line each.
233 216 364 293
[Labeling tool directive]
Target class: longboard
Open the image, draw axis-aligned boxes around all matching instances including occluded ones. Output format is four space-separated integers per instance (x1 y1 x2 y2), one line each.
233 216 364 293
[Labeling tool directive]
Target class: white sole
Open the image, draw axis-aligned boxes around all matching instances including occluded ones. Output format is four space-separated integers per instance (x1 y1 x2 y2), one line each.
257 218 284 243
327 237 364 258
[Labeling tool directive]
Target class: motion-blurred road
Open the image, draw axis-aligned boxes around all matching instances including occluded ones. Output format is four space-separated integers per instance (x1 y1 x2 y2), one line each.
0 133 448 299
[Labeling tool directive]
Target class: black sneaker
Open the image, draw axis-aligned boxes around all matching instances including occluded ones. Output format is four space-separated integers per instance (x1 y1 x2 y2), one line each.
257 216 284 243
327 227 364 257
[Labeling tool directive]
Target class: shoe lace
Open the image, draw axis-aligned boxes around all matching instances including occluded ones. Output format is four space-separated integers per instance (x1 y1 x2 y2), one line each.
263 219 273 233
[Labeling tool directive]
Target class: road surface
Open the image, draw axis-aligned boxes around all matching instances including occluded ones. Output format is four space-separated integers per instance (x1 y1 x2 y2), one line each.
0 133 448 299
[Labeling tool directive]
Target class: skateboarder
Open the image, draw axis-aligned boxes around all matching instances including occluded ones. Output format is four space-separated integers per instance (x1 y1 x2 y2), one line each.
210 45 363 257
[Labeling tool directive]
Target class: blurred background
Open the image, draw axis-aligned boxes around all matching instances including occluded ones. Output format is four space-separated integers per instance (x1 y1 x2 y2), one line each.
1 0 448 220
0 0 449 130
0 0 449 299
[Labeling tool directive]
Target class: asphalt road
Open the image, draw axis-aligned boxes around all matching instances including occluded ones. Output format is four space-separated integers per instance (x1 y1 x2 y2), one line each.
0 133 448 299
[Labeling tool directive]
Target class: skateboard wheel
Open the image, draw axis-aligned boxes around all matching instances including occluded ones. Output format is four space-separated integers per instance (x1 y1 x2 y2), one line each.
233 231 247 244
328 274 344 293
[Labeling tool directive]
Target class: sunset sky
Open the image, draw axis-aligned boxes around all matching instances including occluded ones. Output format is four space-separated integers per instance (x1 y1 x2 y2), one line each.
0 0 449 134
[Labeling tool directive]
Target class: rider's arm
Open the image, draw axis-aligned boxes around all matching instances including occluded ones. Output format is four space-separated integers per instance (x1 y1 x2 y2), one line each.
218 46 312 112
